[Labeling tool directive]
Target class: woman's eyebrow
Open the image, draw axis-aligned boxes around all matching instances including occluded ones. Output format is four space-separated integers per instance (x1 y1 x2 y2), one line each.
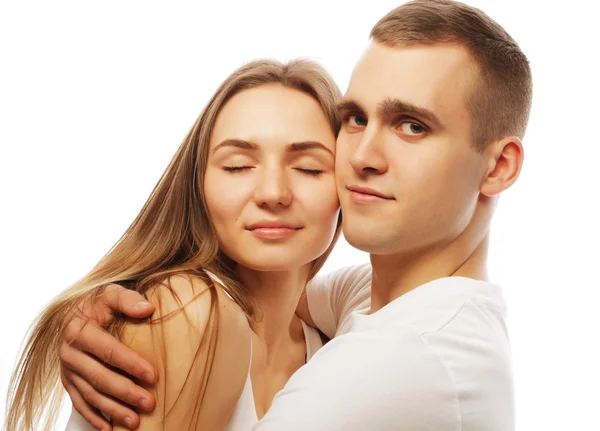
212 139 259 153
288 141 333 156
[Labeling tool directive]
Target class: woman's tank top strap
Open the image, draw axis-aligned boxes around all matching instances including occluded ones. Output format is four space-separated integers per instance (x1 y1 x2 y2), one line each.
300 320 324 361
224 326 257 430
200 268 225 292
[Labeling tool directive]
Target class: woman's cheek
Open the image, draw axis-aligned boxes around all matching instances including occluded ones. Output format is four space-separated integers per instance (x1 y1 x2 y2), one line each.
301 176 339 223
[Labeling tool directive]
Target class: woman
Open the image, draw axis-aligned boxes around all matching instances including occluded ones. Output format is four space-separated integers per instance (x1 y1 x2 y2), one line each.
6 58 342 431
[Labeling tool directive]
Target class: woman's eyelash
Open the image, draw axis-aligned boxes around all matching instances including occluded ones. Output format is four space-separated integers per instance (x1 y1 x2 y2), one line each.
295 168 323 177
223 166 322 177
223 166 253 172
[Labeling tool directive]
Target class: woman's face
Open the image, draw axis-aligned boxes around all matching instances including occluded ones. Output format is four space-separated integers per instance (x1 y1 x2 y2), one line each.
204 84 339 272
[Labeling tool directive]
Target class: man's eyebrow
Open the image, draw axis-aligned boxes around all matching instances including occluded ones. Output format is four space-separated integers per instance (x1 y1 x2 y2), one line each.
212 139 259 153
288 141 334 157
336 99 366 114
376 98 444 129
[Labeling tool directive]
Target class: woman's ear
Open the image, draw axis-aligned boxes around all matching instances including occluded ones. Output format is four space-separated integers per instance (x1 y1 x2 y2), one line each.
480 136 524 197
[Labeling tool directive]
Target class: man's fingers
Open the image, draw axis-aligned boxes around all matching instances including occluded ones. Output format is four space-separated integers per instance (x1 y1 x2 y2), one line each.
63 320 156 384
67 369 141 430
63 371 113 431
102 284 155 319
69 284 153 330
60 342 155 411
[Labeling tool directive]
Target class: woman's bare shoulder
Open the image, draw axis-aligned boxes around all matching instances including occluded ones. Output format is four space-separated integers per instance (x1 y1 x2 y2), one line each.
116 273 252 430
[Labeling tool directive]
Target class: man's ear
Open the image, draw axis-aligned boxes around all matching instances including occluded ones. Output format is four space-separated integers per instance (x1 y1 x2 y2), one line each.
480 136 524 197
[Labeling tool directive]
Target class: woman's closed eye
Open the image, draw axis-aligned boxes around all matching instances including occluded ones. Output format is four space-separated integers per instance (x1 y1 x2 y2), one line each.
294 167 323 177
222 165 325 177
222 166 254 173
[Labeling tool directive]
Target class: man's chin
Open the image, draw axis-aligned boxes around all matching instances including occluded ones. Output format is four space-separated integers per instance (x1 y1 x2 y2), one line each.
343 226 396 255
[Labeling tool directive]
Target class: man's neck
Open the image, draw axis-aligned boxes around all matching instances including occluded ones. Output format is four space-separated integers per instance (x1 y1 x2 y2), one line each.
369 234 489 313
368 194 495 314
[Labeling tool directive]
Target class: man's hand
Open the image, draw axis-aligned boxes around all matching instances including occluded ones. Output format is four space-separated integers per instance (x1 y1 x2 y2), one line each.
59 284 157 430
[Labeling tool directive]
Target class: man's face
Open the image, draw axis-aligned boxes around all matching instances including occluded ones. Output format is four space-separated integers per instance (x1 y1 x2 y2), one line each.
336 42 489 255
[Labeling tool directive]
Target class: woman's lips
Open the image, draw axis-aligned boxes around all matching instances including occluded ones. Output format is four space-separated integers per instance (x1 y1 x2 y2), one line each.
246 221 302 239
249 227 299 239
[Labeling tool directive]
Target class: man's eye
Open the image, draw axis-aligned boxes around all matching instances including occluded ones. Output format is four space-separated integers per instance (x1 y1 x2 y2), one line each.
223 166 253 172
346 114 368 127
398 121 426 136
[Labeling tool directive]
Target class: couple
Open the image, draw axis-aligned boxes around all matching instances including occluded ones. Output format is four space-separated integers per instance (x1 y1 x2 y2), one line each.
7 1 532 430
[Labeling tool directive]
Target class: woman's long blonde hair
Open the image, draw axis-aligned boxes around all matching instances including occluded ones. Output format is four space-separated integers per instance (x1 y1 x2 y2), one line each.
5 59 342 431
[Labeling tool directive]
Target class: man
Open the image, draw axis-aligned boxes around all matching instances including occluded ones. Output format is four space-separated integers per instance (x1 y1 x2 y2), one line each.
60 1 531 429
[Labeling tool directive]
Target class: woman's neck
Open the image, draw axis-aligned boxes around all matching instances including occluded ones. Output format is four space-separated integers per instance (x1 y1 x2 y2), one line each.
237 265 310 356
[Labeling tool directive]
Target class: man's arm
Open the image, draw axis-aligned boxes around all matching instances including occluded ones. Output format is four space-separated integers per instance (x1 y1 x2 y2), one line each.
296 264 371 338
60 284 158 430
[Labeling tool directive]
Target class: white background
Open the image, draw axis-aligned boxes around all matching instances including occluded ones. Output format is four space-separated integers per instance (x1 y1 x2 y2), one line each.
1 1 598 429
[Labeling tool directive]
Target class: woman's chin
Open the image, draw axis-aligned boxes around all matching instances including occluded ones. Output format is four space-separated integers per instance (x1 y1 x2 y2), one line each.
234 254 313 273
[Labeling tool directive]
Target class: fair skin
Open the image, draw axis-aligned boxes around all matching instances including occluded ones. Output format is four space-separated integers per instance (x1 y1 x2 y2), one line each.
207 84 339 419
247 41 523 430
60 83 339 430
336 41 522 310
60 41 523 429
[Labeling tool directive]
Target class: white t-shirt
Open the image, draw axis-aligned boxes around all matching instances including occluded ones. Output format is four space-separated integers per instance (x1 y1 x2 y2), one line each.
253 264 514 431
